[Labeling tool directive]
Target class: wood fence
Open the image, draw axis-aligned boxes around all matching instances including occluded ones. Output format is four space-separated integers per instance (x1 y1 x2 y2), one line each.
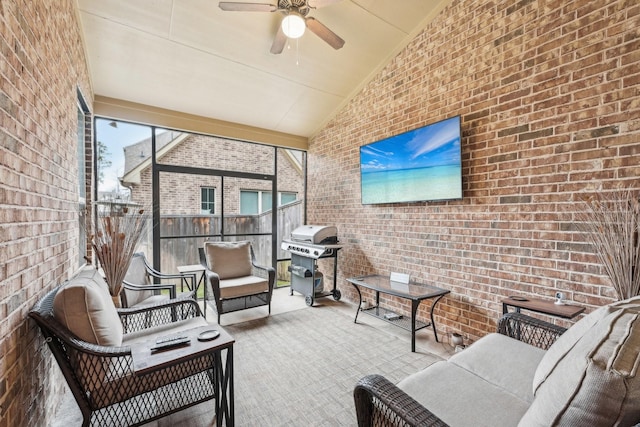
138 200 303 280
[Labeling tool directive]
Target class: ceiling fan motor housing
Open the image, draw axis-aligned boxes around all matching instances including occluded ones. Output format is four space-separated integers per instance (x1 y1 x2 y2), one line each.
219 0 345 53
279 0 311 16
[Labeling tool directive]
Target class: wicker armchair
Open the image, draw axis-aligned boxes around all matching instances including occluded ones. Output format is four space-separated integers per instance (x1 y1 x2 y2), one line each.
120 252 196 308
199 241 275 324
354 313 566 427
29 283 215 427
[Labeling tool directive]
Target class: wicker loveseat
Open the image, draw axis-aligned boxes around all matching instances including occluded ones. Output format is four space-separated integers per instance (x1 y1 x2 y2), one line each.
355 297 640 427
29 266 217 427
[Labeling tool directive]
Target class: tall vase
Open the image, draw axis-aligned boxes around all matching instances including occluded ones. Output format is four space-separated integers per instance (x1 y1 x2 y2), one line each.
111 295 121 308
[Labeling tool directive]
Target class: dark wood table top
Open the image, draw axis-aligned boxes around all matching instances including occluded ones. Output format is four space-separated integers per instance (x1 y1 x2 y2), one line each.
502 296 585 319
347 274 450 301
131 325 234 375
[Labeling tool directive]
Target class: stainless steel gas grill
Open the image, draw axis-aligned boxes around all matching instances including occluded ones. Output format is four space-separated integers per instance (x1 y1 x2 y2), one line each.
281 225 343 306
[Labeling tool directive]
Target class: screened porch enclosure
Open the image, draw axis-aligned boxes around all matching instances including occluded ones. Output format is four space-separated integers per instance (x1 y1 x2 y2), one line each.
94 118 306 288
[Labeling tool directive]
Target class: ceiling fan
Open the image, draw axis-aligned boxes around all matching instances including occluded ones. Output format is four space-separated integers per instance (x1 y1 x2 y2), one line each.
218 0 345 54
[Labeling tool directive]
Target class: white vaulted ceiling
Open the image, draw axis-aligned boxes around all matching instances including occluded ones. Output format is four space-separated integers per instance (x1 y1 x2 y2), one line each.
77 0 451 139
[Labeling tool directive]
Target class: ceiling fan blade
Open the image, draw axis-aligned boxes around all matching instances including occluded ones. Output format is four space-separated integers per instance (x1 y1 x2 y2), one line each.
306 17 345 50
308 0 343 8
218 2 277 12
270 25 287 54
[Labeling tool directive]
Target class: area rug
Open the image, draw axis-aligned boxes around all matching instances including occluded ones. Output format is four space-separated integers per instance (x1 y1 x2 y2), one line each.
227 305 443 426
51 303 443 427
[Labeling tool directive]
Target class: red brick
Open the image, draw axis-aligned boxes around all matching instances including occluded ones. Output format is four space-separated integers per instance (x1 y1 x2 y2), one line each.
309 0 640 345
1 0 93 425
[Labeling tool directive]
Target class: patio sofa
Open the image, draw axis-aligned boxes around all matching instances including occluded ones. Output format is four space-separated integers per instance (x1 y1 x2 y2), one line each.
354 296 640 426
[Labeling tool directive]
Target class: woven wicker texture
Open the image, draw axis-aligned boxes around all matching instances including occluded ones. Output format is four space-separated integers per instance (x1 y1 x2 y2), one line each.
52 302 443 425
31 288 216 427
199 245 276 324
355 374 450 427
498 312 566 350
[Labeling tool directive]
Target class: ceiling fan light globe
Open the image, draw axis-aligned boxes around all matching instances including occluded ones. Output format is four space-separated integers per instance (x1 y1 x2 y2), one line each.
282 12 306 39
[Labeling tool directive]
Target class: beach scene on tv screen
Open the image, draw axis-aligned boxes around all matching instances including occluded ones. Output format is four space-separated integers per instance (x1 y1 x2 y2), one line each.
360 116 462 204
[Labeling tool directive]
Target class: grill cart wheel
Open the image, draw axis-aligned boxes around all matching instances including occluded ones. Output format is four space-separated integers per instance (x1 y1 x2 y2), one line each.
333 290 341 301
305 295 314 306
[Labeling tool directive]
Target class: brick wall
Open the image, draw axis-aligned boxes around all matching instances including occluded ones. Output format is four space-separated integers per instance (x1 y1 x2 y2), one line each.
0 1 92 426
130 133 303 215
309 0 640 343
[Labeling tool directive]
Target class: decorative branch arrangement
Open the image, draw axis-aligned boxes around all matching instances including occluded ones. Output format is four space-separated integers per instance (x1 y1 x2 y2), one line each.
89 206 149 300
578 188 640 300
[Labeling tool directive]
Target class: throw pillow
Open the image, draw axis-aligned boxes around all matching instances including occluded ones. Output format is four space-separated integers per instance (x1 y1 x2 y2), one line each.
204 241 252 279
519 296 640 426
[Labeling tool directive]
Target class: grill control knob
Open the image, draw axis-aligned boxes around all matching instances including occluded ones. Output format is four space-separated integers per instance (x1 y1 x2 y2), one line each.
314 250 319 256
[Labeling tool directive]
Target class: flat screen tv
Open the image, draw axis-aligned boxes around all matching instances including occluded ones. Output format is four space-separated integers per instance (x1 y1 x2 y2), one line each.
360 115 462 204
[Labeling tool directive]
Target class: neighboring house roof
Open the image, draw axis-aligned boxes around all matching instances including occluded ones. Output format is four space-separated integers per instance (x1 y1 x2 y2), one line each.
284 149 303 174
120 131 188 186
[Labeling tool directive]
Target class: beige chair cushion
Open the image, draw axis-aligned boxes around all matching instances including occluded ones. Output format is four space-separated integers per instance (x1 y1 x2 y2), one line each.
448 333 545 403
399 360 531 427
122 253 153 307
53 266 123 347
220 276 269 299
399 333 544 426
204 241 252 279
519 296 640 427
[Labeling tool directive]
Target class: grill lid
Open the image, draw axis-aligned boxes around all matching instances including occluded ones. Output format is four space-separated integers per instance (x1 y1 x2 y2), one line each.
290 225 338 245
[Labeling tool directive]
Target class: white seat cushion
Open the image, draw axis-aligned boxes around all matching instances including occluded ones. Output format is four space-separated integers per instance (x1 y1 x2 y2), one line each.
219 275 269 299
448 333 545 403
130 290 192 308
399 360 530 427
398 333 544 427
132 294 170 307
53 265 123 346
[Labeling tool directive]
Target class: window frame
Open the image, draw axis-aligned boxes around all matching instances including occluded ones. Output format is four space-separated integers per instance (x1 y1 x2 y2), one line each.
77 89 90 267
279 191 297 206
201 186 216 214
240 190 297 214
